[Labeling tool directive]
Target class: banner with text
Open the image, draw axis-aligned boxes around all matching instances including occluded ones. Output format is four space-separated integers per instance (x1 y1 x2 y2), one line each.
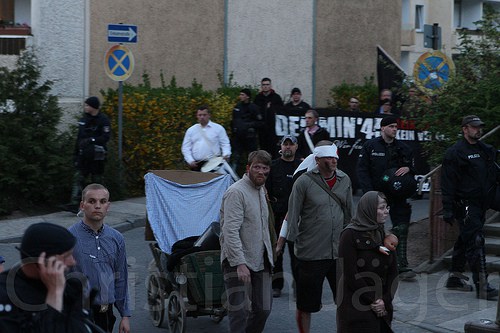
275 109 433 190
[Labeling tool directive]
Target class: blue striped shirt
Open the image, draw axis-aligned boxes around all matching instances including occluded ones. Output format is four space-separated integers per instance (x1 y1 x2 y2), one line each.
69 221 131 317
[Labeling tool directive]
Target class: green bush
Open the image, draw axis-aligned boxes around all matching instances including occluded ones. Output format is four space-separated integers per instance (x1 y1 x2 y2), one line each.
0 50 74 215
101 74 244 196
328 75 379 112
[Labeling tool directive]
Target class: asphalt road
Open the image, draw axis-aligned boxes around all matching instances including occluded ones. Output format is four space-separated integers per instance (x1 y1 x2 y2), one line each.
0 227 437 333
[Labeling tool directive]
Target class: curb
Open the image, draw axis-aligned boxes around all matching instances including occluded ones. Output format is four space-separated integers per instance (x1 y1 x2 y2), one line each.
0 217 147 244
112 217 147 234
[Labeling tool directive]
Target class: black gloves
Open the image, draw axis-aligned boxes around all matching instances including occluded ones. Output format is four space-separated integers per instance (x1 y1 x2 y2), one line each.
79 138 92 149
443 210 454 226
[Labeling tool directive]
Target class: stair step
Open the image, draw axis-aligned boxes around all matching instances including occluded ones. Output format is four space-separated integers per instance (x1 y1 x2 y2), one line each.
442 254 500 272
485 237 500 255
483 223 500 238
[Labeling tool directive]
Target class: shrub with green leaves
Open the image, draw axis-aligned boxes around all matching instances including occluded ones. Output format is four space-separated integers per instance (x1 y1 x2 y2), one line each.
101 75 240 196
0 50 74 215
328 75 379 112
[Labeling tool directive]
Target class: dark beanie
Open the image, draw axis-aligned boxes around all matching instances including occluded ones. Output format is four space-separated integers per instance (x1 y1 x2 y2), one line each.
240 88 252 98
380 116 398 127
85 96 100 110
20 222 76 259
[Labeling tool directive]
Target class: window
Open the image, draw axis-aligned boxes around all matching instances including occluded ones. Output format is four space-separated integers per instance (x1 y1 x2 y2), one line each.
0 0 15 24
415 5 424 32
454 0 462 28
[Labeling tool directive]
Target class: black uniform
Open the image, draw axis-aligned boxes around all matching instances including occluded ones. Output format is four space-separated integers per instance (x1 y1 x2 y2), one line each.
357 135 416 274
265 157 302 292
283 101 310 115
441 138 497 295
230 101 264 172
71 112 111 203
254 90 284 158
0 269 92 333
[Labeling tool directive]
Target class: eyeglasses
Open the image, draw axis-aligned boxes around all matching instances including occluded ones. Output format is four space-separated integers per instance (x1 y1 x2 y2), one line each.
261 83 270 86
349 101 359 104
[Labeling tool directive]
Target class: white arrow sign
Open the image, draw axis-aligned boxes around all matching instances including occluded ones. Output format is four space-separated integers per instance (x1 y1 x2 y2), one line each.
107 24 138 43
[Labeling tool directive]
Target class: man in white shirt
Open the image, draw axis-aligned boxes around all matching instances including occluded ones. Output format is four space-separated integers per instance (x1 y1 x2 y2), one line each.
181 105 231 170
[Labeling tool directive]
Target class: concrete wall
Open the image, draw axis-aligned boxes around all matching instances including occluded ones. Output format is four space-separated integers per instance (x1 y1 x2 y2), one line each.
89 0 401 107
89 0 225 98
31 0 86 125
10 0 401 120
226 0 315 105
315 0 402 106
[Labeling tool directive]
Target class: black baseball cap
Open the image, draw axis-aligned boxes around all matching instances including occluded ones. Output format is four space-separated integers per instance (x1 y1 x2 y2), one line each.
461 115 485 127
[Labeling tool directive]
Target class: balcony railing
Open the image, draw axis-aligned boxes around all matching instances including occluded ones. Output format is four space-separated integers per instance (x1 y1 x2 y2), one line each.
0 26 31 36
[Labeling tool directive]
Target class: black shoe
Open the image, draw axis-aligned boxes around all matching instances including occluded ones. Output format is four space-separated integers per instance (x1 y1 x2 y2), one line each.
476 283 499 300
272 289 281 298
398 269 417 281
446 273 473 291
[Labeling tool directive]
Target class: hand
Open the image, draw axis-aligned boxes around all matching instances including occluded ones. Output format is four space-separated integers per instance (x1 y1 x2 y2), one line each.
394 167 410 177
78 138 91 149
371 299 387 317
379 246 390 256
38 252 67 312
118 316 130 333
276 236 286 255
443 211 454 226
236 264 251 283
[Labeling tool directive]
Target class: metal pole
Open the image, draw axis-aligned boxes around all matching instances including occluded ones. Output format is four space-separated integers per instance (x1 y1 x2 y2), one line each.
118 81 123 183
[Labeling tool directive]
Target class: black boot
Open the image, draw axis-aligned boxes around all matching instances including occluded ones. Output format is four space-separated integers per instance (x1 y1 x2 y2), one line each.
392 223 416 281
474 248 498 300
446 272 473 291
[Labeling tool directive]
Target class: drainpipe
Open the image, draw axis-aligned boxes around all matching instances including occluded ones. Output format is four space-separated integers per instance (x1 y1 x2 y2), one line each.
83 0 90 98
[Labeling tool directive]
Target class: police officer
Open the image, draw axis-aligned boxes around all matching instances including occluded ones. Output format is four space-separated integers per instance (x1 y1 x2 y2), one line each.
357 116 417 280
231 89 264 173
68 96 111 211
442 115 498 300
265 135 301 298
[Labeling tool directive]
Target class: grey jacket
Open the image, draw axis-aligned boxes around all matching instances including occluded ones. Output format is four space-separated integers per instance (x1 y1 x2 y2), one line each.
287 168 353 261
220 174 274 271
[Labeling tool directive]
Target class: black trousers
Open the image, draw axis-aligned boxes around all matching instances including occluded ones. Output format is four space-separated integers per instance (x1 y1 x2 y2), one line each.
450 202 488 283
91 305 116 333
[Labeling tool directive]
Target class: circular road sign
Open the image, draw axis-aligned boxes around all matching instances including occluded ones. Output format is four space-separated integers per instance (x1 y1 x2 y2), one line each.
104 44 134 81
413 50 455 96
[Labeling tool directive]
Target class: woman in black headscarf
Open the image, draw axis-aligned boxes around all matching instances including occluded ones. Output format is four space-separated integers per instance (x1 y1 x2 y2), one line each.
337 191 398 333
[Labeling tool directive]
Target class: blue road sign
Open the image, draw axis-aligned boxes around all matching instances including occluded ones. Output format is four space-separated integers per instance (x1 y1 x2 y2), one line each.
108 24 138 43
104 44 134 81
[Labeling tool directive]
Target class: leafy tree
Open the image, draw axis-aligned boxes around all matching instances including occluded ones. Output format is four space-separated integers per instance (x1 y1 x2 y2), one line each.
418 5 500 166
328 75 379 112
0 50 73 215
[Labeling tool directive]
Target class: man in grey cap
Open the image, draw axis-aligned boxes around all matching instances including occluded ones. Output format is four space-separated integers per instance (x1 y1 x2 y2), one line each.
265 134 301 298
442 115 498 300
0 222 91 332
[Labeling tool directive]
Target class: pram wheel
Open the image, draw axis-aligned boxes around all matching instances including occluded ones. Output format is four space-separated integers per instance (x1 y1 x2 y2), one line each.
167 290 186 333
147 273 165 327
